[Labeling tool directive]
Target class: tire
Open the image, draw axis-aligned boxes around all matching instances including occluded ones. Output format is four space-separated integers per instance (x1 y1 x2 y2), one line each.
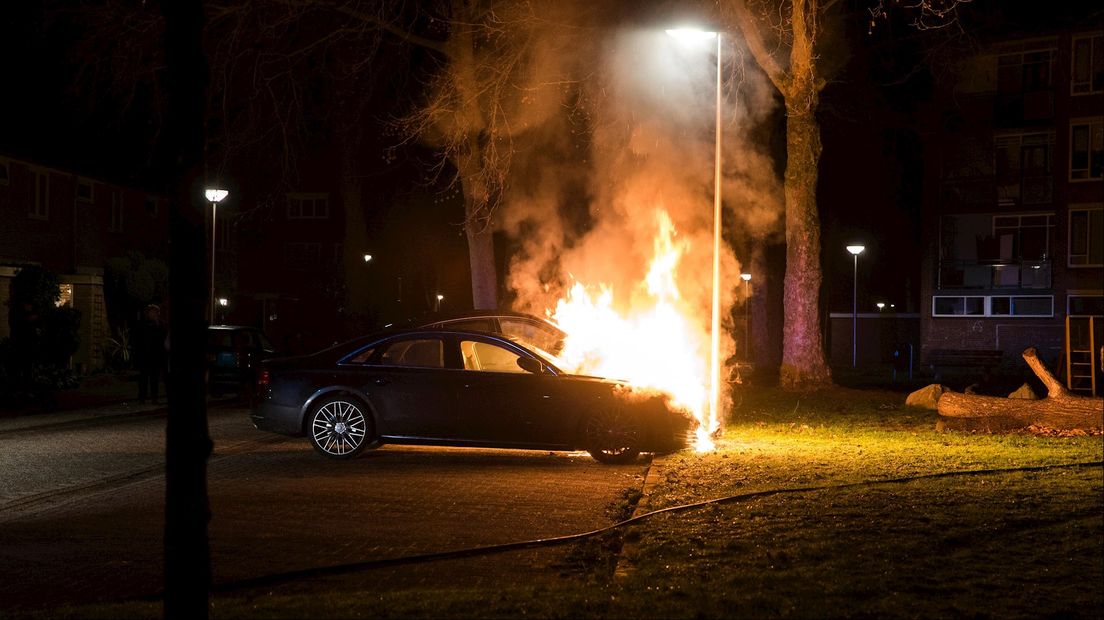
584 406 641 464
307 396 373 459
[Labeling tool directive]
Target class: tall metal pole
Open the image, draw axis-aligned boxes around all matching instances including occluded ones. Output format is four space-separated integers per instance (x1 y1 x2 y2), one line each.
852 252 858 368
209 200 217 324
709 33 722 433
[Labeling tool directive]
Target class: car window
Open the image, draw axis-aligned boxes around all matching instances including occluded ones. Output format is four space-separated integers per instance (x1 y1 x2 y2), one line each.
438 319 495 332
380 338 445 368
346 346 376 364
460 339 528 374
499 318 563 354
207 330 232 348
256 332 275 352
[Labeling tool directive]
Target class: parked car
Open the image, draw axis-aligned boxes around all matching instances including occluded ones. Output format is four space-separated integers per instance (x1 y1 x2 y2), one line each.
421 311 567 361
250 328 693 463
207 325 277 397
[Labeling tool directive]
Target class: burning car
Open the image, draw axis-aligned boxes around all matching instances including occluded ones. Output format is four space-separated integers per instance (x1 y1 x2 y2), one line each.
250 328 694 463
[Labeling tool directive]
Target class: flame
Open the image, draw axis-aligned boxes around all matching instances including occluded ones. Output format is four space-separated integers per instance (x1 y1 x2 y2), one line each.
549 210 718 451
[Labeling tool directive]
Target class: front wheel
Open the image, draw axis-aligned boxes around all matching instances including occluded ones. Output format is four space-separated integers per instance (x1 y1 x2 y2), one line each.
308 396 373 459
584 406 641 464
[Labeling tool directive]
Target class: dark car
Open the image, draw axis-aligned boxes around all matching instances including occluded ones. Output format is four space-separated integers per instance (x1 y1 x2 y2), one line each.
421 311 566 359
207 325 277 397
250 328 693 463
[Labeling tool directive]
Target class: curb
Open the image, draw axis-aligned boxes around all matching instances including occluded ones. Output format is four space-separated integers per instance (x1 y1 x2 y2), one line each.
613 454 665 578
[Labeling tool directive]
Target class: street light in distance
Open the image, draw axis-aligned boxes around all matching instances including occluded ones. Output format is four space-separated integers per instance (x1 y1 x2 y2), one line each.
846 244 865 368
205 188 229 324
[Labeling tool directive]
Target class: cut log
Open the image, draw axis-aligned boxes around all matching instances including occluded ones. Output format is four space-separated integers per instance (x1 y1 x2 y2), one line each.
937 347 1103 431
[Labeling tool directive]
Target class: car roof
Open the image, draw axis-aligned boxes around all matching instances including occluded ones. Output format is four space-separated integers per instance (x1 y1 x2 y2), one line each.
422 310 563 331
327 327 563 372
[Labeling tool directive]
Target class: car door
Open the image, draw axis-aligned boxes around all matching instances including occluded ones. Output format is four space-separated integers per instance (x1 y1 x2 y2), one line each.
454 336 565 447
342 335 461 439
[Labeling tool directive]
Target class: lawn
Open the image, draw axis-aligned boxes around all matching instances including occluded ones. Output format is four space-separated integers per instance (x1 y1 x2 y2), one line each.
27 386 1104 619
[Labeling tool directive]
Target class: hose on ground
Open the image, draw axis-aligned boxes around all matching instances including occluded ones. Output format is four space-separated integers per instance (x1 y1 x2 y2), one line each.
206 459 1103 594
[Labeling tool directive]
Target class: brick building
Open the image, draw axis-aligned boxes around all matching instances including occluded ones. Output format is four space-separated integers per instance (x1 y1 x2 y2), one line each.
918 28 1103 387
0 154 168 372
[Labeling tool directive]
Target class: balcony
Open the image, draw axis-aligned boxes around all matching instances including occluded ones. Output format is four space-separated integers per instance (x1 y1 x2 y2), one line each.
937 259 1051 290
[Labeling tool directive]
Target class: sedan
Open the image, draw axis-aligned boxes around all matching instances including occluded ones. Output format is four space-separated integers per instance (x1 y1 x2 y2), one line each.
250 329 693 463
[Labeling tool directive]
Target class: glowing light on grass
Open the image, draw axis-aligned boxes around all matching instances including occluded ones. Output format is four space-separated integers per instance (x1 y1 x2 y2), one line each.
550 210 718 452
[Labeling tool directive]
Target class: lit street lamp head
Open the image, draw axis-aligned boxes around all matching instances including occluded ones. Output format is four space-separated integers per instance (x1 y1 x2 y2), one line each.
665 28 718 44
205 188 229 203
846 245 865 256
363 254 373 263
740 273 751 281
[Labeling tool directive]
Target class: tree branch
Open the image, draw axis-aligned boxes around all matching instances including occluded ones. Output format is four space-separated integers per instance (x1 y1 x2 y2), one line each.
730 0 789 94
325 3 450 56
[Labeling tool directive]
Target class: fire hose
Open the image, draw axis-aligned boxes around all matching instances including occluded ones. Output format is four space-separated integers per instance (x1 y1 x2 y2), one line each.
204 459 1102 595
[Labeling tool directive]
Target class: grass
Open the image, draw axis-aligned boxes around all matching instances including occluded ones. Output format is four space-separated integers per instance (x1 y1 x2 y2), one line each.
19 386 1104 619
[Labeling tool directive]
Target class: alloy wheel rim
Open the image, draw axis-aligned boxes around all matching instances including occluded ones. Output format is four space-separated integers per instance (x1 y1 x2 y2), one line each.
312 400 367 456
588 409 637 456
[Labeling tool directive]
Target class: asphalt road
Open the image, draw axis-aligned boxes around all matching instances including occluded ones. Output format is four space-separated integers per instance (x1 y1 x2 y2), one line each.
0 405 650 612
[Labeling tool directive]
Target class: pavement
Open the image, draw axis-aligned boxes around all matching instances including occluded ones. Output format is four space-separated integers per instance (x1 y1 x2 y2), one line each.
0 378 655 613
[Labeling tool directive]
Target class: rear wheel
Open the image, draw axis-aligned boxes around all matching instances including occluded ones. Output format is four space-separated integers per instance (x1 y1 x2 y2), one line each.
308 396 373 459
584 406 641 464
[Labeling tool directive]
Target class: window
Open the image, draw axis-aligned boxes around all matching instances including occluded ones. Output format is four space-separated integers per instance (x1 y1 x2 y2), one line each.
1069 207 1103 266
992 213 1052 261
436 319 496 332
998 49 1053 93
499 318 564 356
1068 293 1104 316
460 340 527 373
109 191 123 232
1070 120 1103 180
379 338 444 368
76 178 94 203
932 295 1053 317
31 170 49 219
57 284 73 307
287 193 330 220
0 158 9 185
995 133 1053 205
1072 34 1103 95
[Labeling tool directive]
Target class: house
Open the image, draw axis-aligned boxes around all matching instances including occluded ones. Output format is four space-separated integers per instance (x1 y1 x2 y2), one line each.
918 28 1103 390
0 154 169 372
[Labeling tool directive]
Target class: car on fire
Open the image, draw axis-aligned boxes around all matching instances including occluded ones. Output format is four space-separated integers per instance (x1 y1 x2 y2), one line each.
421 311 567 360
250 328 693 463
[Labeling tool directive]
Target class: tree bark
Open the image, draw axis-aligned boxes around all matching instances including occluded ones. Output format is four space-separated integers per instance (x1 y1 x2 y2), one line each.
937 348 1104 431
159 0 211 618
459 150 498 310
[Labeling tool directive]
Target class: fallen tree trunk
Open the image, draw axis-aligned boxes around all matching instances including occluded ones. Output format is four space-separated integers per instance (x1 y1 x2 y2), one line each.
937 347 1103 431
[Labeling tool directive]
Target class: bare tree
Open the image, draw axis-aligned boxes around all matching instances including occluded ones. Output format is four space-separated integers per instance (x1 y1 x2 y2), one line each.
722 0 968 389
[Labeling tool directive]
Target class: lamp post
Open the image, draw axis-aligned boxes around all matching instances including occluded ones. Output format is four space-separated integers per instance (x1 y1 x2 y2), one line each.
205 188 229 324
740 273 751 361
846 245 865 367
667 27 723 431
435 294 444 313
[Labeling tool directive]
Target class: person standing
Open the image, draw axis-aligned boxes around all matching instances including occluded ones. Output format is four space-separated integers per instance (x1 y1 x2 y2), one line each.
135 304 168 403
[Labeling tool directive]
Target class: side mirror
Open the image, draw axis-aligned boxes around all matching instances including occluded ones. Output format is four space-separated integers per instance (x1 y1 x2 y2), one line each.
516 357 544 375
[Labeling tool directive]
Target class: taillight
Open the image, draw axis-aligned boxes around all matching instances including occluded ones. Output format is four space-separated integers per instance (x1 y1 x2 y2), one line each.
257 369 270 388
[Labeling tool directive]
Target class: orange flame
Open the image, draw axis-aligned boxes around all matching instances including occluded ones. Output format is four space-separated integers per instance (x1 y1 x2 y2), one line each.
549 210 718 451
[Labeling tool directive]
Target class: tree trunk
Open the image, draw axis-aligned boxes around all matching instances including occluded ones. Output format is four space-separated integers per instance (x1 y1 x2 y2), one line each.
779 93 831 389
937 348 1104 431
160 0 211 617
457 148 498 310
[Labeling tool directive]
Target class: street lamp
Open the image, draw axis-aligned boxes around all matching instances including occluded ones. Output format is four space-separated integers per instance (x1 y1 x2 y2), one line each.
363 253 373 263
876 302 885 311
846 245 865 367
205 188 229 324
667 26 723 432
435 294 444 313
740 273 751 361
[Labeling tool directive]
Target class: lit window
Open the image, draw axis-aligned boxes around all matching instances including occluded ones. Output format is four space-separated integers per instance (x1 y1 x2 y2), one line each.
1071 34 1103 95
1069 207 1103 267
287 193 330 220
57 284 73 307
1070 119 1103 180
